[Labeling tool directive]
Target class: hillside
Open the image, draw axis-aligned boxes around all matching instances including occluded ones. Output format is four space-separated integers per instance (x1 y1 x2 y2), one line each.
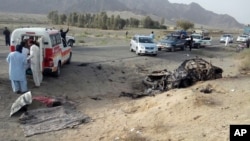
0 0 243 29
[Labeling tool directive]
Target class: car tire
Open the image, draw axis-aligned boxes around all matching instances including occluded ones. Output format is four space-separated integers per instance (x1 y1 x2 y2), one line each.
136 47 140 55
171 47 175 52
152 54 157 56
181 45 185 51
130 45 134 52
197 44 201 48
53 62 61 77
66 52 72 64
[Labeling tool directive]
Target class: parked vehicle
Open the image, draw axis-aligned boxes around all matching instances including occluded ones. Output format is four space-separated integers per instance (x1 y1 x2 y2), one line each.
220 34 234 43
66 35 75 47
130 35 158 56
143 58 223 92
171 30 187 37
236 34 249 43
156 35 187 52
191 33 212 48
10 27 72 77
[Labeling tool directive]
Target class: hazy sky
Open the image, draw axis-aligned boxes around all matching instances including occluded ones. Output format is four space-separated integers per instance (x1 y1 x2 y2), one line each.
168 0 250 24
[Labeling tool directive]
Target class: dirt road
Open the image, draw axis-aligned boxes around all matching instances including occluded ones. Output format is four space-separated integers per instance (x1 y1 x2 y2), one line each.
0 42 245 141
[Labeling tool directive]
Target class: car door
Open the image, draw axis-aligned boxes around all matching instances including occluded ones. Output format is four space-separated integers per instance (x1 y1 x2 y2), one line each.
130 36 137 50
175 37 183 47
57 33 71 63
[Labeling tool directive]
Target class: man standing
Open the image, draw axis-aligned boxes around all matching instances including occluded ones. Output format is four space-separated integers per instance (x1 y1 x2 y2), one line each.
125 31 128 38
6 45 28 94
225 36 229 46
27 40 42 87
189 35 193 51
246 38 250 48
60 27 69 47
3 27 11 46
150 31 155 40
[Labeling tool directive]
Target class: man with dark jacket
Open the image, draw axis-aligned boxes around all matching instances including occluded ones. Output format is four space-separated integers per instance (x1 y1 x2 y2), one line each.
60 27 69 47
3 27 11 46
189 35 193 51
247 38 250 48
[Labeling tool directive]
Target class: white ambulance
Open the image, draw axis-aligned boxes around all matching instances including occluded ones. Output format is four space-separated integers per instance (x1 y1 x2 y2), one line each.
10 27 72 77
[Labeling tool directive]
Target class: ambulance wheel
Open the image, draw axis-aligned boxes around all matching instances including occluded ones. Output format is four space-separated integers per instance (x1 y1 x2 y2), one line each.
54 62 61 77
66 52 72 64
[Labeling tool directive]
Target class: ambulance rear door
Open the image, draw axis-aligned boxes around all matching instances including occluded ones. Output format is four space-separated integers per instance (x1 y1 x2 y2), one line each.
58 34 71 64
38 37 44 72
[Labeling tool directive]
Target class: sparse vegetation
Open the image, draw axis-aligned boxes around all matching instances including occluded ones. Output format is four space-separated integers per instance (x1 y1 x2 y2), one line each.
235 49 250 72
47 11 166 30
78 40 85 43
176 20 194 31
95 34 104 37
100 39 108 45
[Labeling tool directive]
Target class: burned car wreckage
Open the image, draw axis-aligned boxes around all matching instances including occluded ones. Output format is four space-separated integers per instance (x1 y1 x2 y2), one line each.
120 58 223 98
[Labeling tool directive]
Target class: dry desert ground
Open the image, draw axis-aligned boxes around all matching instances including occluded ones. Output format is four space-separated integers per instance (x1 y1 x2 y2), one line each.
0 17 250 141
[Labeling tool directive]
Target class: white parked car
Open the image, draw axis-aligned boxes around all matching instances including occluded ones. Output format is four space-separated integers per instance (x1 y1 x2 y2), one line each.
220 34 234 43
66 35 75 47
192 33 212 48
130 35 158 56
236 34 249 43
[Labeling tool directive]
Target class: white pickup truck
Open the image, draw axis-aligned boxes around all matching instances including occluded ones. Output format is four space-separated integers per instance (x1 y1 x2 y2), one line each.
66 35 75 47
191 33 212 48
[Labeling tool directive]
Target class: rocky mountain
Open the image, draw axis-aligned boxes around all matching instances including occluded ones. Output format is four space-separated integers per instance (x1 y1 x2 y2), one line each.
0 0 243 28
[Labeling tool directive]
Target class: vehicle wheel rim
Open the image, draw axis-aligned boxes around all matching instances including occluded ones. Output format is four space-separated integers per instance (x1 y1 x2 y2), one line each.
136 48 139 54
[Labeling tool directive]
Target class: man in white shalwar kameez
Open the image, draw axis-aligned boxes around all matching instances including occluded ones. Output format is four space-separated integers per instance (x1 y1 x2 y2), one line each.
6 45 28 94
225 36 229 46
27 40 42 87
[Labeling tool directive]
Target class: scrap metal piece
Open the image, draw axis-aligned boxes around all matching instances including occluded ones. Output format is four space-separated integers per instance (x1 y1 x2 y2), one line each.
143 58 223 92
10 91 32 117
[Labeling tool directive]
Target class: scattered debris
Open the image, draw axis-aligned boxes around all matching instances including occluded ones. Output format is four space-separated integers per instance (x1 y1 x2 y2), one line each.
20 106 90 137
97 64 102 70
32 96 75 107
10 91 32 117
90 97 102 100
136 65 148 73
200 84 213 94
10 93 89 136
143 57 223 93
78 63 90 67
119 91 155 99
121 58 223 99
